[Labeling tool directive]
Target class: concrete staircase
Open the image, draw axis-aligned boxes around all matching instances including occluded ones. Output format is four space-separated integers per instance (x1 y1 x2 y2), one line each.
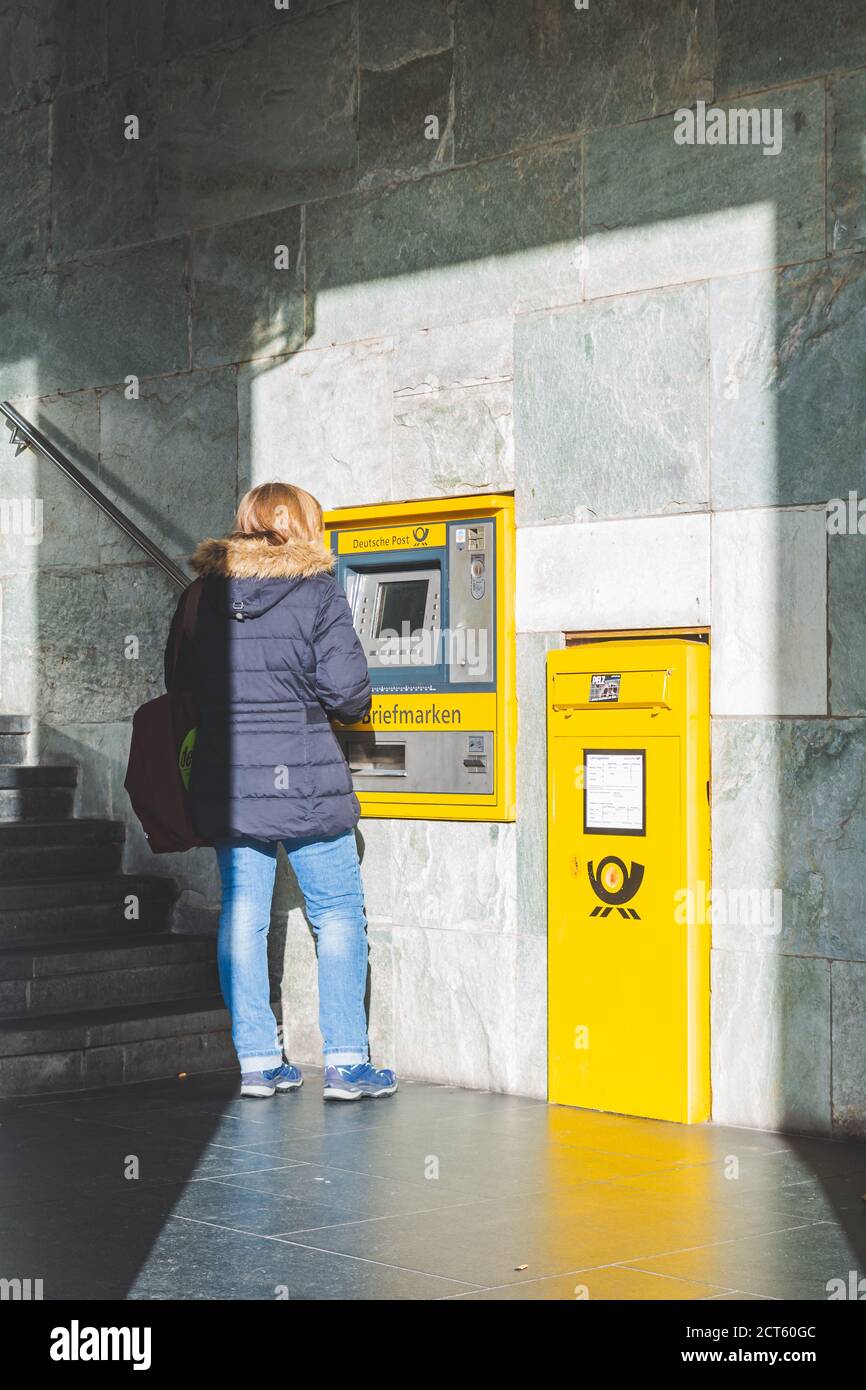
0 715 238 1097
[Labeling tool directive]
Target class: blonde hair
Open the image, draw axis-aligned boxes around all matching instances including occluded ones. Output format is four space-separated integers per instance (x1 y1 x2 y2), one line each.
232 482 324 547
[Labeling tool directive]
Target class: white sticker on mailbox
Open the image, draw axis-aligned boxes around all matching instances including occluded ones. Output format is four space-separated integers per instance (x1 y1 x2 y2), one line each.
584 751 645 835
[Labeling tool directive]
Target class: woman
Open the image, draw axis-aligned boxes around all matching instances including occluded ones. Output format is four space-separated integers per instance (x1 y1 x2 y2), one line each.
171 481 396 1102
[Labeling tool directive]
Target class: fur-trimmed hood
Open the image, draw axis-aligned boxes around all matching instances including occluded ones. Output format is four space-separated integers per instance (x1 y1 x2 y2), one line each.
189 534 335 581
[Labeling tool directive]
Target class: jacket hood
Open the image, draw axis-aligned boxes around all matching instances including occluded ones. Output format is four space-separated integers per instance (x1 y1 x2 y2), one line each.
190 535 336 621
190 534 335 580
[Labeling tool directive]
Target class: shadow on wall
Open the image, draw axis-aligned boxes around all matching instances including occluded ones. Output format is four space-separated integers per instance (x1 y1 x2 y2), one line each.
0 0 865 1295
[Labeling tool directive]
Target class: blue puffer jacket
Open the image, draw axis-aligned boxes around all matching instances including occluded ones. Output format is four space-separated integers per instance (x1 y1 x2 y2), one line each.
168 533 371 843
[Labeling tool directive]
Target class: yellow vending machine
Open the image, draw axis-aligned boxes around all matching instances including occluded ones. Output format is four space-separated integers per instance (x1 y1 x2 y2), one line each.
324 494 516 822
547 635 711 1124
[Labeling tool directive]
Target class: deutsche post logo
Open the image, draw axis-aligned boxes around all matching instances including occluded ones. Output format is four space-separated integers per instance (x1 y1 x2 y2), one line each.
412 525 429 543
588 856 644 919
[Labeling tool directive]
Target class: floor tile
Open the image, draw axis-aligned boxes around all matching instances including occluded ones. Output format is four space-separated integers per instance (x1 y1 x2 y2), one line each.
212 1161 468 1220
449 1265 734 1301
621 1222 862 1301
271 1186 813 1288
130 1218 480 1300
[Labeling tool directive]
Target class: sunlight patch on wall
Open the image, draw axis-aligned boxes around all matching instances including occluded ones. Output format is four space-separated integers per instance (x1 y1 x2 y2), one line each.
0 358 40 713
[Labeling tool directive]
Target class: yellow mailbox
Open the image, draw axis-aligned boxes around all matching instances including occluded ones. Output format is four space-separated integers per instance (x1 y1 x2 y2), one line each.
547 636 711 1124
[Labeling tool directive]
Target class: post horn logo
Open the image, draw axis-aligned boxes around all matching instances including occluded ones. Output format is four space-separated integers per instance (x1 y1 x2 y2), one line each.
588 856 644 919
412 525 429 543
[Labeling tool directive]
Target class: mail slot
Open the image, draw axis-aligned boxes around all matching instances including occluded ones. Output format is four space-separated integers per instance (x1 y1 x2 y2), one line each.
344 737 407 777
551 668 672 711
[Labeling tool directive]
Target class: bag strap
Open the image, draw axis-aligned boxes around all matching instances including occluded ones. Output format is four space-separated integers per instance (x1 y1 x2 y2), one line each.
167 578 204 688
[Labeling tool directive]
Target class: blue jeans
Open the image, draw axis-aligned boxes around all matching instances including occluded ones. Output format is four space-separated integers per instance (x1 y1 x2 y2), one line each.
214 829 370 1071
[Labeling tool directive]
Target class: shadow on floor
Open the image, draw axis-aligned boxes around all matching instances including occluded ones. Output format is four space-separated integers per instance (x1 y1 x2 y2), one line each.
1 1071 865 1300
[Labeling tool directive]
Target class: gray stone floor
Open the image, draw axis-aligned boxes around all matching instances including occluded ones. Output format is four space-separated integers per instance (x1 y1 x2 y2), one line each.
1 1069 865 1300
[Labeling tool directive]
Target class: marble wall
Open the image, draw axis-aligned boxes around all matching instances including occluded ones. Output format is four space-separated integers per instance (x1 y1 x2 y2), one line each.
0 1 864 1133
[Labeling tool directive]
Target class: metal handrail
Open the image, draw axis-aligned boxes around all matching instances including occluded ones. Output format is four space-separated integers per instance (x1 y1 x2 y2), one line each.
1 400 190 590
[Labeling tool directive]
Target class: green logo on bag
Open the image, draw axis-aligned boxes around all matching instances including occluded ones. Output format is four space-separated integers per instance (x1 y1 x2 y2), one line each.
178 726 197 791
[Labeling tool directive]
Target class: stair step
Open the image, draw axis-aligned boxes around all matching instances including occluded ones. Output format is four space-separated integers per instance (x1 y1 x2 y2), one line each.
0 930 213 980
0 995 250 1096
0 874 177 948
0 787 75 821
0 993 237 1055
0 765 77 788
0 819 123 847
0 819 124 879
0 734 28 763
0 716 31 734
0 992 231 1052
0 934 220 1018
0 871 176 911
